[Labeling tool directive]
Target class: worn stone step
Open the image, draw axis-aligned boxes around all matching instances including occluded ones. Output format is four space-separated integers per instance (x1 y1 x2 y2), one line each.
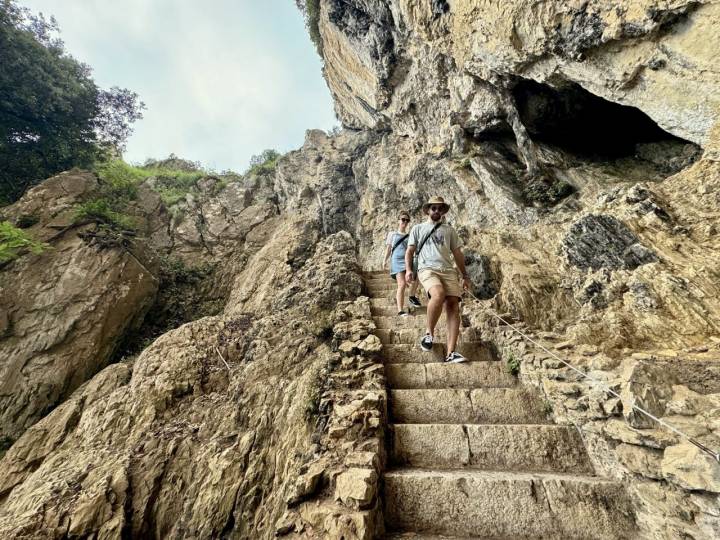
390 388 550 424
376 327 481 345
384 469 635 538
386 362 515 389
366 284 429 297
373 315 464 329
390 424 593 473
386 535 488 539
371 297 424 309
372 305 428 316
383 343 496 364
366 281 396 291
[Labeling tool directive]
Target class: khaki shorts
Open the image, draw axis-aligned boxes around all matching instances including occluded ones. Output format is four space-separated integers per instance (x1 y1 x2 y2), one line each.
418 268 463 298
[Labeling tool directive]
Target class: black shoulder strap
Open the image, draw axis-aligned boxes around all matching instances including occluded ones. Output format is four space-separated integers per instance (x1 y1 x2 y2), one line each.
415 222 442 259
390 233 409 254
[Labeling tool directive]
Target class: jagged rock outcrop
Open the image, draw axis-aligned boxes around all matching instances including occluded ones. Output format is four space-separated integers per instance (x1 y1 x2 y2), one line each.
319 0 720 148
0 228 363 538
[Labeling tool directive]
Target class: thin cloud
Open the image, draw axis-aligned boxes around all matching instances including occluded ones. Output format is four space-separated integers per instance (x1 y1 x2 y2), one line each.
21 0 337 171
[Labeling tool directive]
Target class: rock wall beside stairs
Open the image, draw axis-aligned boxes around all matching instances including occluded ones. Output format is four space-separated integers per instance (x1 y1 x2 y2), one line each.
471 305 720 539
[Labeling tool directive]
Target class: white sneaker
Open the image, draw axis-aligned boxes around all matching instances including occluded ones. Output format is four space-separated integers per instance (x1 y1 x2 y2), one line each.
445 351 467 364
420 333 433 352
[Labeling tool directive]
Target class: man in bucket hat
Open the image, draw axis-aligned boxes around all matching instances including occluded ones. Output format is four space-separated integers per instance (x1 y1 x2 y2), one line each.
405 196 471 363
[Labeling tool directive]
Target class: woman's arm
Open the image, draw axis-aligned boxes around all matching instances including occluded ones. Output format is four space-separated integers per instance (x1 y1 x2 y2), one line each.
383 244 391 269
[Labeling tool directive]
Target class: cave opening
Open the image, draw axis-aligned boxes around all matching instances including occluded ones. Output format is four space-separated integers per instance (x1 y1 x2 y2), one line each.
511 78 698 159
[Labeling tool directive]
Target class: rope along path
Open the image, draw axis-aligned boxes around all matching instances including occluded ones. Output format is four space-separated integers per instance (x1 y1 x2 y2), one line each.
463 289 720 463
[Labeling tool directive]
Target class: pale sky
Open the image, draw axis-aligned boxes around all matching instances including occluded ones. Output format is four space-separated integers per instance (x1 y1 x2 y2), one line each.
22 0 337 172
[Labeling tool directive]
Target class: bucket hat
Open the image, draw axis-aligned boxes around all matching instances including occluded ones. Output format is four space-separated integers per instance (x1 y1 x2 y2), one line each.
422 196 450 215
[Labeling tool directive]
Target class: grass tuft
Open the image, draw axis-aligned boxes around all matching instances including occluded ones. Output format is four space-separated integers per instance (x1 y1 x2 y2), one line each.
0 221 49 264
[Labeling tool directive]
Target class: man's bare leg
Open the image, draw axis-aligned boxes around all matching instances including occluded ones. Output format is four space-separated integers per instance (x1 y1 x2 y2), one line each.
445 296 461 352
395 273 407 312
426 285 446 336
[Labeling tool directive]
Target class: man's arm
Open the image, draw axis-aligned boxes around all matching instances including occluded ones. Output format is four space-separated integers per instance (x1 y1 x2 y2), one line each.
452 247 471 290
405 245 416 281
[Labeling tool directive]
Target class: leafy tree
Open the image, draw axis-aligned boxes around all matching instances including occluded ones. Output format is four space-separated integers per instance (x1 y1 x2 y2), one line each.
0 1 144 205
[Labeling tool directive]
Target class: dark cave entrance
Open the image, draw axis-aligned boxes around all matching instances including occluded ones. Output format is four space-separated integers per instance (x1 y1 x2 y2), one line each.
511 78 699 159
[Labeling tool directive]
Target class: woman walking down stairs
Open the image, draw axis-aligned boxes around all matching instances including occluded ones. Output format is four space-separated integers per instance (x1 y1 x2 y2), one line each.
362 270 637 539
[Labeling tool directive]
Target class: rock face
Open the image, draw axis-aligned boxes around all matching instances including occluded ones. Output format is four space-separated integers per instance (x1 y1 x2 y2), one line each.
563 214 658 271
1 0 720 538
0 171 160 444
319 0 720 148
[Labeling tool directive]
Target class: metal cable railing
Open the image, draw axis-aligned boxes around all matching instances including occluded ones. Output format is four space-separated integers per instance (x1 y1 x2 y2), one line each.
464 289 720 464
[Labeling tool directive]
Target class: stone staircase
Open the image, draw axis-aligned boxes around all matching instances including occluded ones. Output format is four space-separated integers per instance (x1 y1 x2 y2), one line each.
362 271 636 539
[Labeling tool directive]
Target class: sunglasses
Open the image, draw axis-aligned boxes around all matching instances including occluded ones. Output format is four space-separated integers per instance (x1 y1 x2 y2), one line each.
399 217 410 222
429 205 444 212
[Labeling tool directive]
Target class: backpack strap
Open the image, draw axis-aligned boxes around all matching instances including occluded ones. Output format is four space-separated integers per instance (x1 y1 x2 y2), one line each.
412 222 442 273
390 233 409 255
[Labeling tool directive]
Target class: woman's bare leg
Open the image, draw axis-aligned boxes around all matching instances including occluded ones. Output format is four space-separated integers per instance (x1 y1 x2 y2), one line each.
395 273 407 312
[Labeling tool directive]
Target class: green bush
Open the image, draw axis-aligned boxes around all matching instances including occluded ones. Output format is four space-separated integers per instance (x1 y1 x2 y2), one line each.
306 0 322 56
151 170 205 206
246 149 282 176
74 199 136 231
0 221 48 264
505 351 521 376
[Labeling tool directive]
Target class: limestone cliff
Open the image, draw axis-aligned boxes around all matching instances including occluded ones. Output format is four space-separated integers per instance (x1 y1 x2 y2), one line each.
1 0 720 538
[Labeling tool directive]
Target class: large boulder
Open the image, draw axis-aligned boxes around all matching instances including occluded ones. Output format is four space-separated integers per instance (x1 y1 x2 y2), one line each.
0 171 159 443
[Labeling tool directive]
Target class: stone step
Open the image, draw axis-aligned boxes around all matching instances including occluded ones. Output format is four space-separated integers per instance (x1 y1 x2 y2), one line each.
372 305 428 316
376 328 481 345
384 469 635 538
366 281 396 291
385 535 488 540
383 343 496 364
367 285 424 297
386 362 515 389
373 314 462 329
363 270 387 276
390 424 593 473
390 388 550 424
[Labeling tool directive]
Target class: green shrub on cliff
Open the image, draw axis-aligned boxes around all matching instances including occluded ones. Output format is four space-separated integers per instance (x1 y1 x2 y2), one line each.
246 149 282 176
295 0 322 56
75 159 211 230
306 0 322 56
74 199 137 231
0 221 48 264
73 160 144 231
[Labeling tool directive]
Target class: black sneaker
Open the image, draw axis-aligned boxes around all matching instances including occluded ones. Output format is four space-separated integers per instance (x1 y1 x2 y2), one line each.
398 310 409 318
445 351 467 364
408 295 422 308
420 333 433 352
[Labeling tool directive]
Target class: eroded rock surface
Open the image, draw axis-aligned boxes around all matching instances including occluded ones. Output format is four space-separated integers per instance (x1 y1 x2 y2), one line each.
0 171 160 444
